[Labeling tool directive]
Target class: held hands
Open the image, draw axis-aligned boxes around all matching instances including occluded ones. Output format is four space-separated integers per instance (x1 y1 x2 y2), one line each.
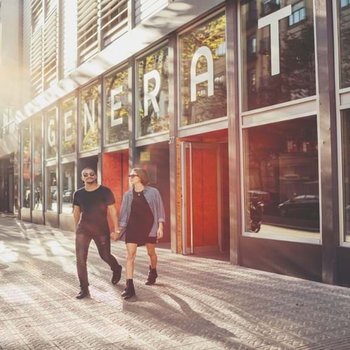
110 230 121 241
156 226 164 240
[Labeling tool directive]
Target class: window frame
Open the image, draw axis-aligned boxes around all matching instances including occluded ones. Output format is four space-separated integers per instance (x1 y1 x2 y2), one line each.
238 0 321 244
103 63 131 149
176 8 228 137
135 41 170 144
333 0 350 247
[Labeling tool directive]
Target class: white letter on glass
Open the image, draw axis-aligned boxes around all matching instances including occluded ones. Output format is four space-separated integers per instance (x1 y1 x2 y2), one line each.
111 86 123 127
190 46 214 102
64 110 73 142
83 100 96 135
48 118 55 147
258 5 292 76
143 70 161 117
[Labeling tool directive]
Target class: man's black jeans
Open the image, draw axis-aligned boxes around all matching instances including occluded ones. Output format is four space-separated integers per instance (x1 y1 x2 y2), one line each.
75 229 120 288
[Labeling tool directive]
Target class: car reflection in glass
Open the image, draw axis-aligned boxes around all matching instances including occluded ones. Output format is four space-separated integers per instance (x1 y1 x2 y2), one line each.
62 190 73 202
278 195 319 219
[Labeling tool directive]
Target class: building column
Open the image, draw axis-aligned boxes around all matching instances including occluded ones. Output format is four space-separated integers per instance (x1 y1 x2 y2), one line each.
315 0 339 284
226 0 241 265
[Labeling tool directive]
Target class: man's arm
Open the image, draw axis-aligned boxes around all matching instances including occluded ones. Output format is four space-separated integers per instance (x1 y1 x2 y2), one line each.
108 204 119 240
73 205 81 230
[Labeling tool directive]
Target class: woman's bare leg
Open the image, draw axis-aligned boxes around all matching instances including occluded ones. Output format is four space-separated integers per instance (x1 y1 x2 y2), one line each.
146 243 157 268
126 243 137 279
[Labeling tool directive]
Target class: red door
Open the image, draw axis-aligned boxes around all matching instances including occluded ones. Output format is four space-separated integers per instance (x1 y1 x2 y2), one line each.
181 142 220 254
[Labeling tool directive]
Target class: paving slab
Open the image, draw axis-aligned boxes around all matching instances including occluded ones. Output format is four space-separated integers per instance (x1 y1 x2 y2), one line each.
1 217 350 349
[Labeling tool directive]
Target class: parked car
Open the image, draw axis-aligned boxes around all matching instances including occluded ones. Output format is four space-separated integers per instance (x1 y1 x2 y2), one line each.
62 190 73 202
278 195 319 219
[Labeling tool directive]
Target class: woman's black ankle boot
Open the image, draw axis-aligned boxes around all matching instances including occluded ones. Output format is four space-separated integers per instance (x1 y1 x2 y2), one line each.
121 279 135 299
145 266 158 285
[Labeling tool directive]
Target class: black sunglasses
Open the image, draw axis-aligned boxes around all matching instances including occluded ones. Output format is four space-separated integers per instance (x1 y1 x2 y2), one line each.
82 172 95 177
128 174 139 178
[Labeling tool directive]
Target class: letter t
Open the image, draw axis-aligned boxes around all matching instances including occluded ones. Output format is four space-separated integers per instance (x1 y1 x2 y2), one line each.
258 5 292 76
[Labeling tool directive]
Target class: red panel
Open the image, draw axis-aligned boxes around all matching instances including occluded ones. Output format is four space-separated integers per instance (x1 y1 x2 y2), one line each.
186 146 218 248
102 151 129 230
203 149 218 246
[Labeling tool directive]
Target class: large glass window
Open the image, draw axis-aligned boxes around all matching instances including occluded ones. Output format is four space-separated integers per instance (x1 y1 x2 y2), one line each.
342 110 350 242
179 13 227 126
33 116 43 210
240 0 315 111
46 108 57 159
104 68 130 145
137 46 169 137
338 0 350 89
46 165 57 212
61 162 75 214
22 122 31 208
243 116 319 239
79 82 100 152
61 96 77 155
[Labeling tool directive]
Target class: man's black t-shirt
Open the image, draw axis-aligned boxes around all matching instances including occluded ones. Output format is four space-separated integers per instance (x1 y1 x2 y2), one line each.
73 185 115 234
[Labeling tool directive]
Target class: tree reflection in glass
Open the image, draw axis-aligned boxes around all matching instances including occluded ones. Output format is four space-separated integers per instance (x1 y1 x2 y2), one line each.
80 83 100 152
240 0 316 111
104 68 129 144
61 96 77 155
137 46 169 137
46 108 57 159
179 13 226 126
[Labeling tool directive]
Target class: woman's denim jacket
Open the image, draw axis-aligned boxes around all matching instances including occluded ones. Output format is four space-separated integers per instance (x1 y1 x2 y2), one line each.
119 186 165 237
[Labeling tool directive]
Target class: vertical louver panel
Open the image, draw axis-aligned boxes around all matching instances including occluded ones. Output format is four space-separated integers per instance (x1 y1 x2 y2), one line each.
100 0 128 47
62 0 77 76
23 0 32 74
30 27 43 97
31 0 43 32
77 0 99 64
43 10 58 88
30 0 43 97
45 0 56 15
29 0 58 97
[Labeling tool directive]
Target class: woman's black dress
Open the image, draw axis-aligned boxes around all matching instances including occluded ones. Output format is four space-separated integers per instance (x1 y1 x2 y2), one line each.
125 189 155 245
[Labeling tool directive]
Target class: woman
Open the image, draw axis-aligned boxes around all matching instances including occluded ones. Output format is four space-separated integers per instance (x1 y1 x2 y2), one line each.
116 168 165 299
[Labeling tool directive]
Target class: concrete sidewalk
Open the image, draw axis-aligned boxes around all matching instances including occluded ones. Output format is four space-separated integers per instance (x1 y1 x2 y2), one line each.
1 218 350 350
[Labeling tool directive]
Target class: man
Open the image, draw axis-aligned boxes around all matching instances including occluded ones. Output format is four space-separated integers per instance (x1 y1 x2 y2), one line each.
73 167 122 299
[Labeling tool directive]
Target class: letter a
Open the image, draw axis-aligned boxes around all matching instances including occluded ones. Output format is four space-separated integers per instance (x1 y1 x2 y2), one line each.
190 46 214 102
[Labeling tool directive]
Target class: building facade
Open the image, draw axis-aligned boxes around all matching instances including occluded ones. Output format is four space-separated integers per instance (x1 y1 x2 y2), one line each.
0 0 21 214
2 0 350 286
